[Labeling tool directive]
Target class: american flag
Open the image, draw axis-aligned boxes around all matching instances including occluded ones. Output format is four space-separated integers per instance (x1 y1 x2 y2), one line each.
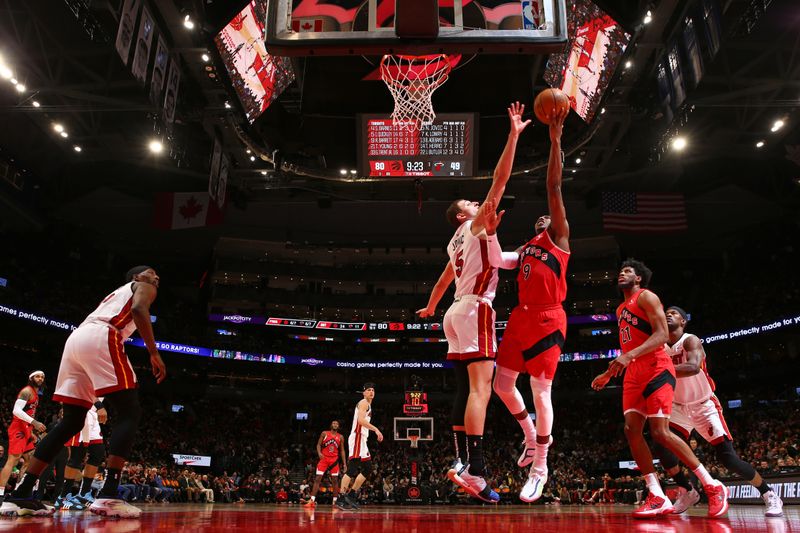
601 192 688 233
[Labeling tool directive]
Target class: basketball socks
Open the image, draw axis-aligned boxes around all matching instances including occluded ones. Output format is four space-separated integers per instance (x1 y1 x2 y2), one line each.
513 411 536 445
673 471 694 491
80 476 94 496
755 480 771 495
466 435 485 475
644 473 666 499
692 464 714 486
12 472 39 499
533 434 551 476
99 468 121 498
453 430 467 464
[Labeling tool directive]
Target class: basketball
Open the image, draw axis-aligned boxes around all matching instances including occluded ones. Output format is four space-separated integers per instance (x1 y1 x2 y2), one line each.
534 88 570 125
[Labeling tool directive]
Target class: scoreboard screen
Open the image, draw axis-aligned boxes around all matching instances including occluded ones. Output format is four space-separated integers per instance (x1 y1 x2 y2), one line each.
358 114 477 177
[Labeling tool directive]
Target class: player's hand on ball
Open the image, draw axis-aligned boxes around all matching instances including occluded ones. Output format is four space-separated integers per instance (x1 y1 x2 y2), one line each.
150 352 167 383
549 106 569 142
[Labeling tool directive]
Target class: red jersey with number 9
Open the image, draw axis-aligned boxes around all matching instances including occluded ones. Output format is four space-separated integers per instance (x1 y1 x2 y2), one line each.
321 431 342 458
616 288 668 359
516 230 570 306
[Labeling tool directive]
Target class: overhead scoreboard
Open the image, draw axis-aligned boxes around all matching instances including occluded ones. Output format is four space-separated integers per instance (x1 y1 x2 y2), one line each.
358 113 477 177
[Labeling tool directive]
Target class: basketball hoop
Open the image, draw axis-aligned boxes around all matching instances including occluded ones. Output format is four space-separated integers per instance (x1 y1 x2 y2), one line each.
409 435 420 449
380 54 452 131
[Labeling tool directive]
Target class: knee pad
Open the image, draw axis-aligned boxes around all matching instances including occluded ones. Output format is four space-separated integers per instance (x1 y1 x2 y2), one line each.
715 438 756 479
67 446 88 470
450 362 469 427
346 459 362 477
493 366 526 413
104 389 142 458
87 443 105 467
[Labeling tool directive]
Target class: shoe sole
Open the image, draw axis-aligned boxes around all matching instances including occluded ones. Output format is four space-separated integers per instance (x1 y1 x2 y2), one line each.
633 508 674 519
707 485 729 518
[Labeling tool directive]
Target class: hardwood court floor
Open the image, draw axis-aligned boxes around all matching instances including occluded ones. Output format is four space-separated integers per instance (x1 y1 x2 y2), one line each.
0 503 797 532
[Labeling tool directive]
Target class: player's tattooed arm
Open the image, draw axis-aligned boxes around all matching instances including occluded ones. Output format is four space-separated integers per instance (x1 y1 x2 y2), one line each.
673 335 704 377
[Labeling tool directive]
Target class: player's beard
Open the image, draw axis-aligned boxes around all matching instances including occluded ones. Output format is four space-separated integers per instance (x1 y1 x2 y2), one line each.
617 280 634 291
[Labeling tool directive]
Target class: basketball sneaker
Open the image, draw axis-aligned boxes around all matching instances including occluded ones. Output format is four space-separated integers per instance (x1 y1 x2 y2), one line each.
88 498 142 518
704 482 729 518
334 497 352 511
346 493 361 510
80 491 96 504
447 459 468 489
0 498 54 517
459 467 499 504
762 490 783 517
517 440 536 468
632 493 674 518
671 487 700 514
520 472 548 503
63 494 86 511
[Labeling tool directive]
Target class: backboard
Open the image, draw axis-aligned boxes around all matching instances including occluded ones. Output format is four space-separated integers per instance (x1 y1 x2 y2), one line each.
265 0 568 56
394 416 434 442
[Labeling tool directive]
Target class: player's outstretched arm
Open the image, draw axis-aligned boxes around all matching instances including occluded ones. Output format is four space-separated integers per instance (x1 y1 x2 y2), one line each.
546 107 570 251
416 262 455 318
609 291 669 377
483 102 531 208
673 335 705 377
132 281 167 383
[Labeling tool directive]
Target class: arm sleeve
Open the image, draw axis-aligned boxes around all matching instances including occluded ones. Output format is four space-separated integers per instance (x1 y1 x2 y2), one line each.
482 232 505 268
499 251 520 270
13 399 34 424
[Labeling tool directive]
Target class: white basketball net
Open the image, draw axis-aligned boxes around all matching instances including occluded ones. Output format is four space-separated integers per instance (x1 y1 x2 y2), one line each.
380 54 452 132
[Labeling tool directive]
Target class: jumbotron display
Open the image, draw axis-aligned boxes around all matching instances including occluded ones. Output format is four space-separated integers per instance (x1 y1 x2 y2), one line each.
358 113 477 177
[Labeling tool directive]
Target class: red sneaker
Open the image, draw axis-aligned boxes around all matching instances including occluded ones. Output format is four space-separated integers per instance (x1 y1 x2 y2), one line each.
303 500 316 508
633 493 674 518
705 482 729 518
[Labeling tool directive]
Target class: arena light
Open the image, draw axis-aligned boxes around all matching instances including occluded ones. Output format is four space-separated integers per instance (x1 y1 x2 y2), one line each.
183 15 195 30
249 155 256 162
770 119 784 132
349 169 357 175
600 107 606 114
756 140 765 148
148 139 163 154
52 123 64 133
260 170 268 176
59 131 68 138
643 10 652 24
201 53 210 62
624 60 633 70
73 145 82 153
31 100 40 107
0 64 11 80
339 169 347 175
575 157 582 164
672 137 687 151
224 101 232 109
15 83 25 93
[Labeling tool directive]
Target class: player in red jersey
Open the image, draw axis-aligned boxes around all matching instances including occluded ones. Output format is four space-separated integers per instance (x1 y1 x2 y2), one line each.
1 266 166 518
492 106 570 503
417 102 531 503
305 420 347 508
653 306 783 517
0 371 47 501
591 260 728 518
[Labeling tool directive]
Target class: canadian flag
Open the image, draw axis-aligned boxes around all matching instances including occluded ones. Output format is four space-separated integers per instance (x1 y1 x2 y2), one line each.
153 192 224 230
291 18 323 32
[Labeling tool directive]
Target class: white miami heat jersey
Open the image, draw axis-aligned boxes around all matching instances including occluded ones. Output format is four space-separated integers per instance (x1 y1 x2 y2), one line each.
351 401 372 438
447 220 499 301
81 282 138 340
665 333 716 404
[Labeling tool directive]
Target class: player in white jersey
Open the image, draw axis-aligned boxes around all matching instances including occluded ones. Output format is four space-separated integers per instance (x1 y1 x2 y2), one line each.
654 306 783 517
337 383 382 510
417 102 531 503
1 266 166 519
58 399 108 510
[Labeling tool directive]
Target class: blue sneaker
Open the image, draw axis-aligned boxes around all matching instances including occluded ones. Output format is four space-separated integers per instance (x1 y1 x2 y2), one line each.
54 496 64 509
80 491 95 504
63 494 86 511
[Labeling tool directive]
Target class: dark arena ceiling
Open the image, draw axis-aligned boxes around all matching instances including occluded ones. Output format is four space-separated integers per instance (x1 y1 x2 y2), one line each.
0 0 798 258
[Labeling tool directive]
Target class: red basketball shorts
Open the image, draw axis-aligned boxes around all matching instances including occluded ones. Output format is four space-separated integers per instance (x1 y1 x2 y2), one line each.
7 422 34 455
496 305 566 379
316 456 341 476
622 353 676 418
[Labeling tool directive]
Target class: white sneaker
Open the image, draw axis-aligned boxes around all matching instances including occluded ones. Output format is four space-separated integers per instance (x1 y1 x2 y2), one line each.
520 472 548 503
459 468 499 503
517 441 536 467
672 487 700 514
88 498 142 518
763 490 783 517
